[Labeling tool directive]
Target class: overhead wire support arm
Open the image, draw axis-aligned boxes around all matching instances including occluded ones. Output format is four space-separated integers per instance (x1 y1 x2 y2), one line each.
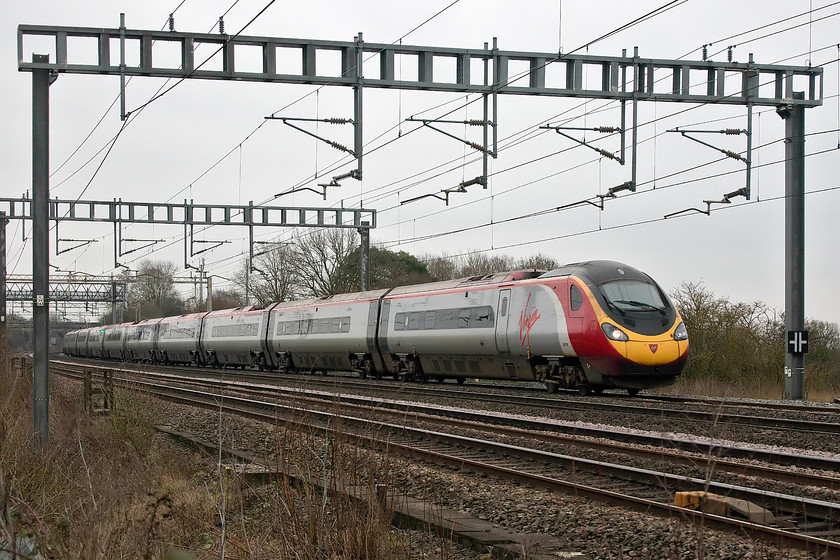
541 125 625 163
119 238 164 256
55 238 98 255
275 169 361 200
668 127 749 163
664 187 749 219
265 116 357 157
405 117 496 156
190 238 231 256
400 176 485 206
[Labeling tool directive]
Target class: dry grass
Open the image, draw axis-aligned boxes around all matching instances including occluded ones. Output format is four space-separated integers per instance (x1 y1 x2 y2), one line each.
662 374 840 402
0 350 455 559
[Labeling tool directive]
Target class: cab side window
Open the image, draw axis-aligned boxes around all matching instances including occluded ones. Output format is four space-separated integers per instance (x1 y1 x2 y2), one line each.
570 285 583 311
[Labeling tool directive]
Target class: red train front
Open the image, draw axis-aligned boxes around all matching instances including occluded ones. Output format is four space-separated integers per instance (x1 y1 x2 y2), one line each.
535 260 689 394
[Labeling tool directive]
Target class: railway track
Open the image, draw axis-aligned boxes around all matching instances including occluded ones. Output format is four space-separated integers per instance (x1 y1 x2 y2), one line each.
54 359 840 473
51 360 840 556
59 357 840 437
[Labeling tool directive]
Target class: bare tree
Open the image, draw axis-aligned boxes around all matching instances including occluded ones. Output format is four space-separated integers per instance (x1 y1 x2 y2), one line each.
457 252 513 277
419 252 458 281
514 254 559 271
125 260 185 318
291 229 359 296
249 243 301 304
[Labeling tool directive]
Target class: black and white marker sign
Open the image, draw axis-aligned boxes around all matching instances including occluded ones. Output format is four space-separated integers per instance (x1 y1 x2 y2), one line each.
787 330 809 354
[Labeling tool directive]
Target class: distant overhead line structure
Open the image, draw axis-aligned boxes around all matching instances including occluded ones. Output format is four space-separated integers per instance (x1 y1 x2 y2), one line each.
0 196 376 269
5 273 126 303
17 22 822 444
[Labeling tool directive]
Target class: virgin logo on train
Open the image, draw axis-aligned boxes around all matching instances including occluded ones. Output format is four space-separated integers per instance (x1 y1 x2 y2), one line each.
649 344 659 354
519 292 541 347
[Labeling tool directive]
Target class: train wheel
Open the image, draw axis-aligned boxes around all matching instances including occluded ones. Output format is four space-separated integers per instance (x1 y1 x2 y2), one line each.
435 377 445 383
593 387 604 395
626 388 640 396
545 380 559 394
578 384 591 396
456 377 465 384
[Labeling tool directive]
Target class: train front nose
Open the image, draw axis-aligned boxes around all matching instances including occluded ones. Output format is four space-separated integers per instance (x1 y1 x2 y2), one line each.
624 336 688 369
601 320 689 377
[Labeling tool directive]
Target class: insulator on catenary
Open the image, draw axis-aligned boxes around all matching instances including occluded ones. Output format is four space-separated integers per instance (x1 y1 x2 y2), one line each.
219 17 225 35
467 120 485 126
329 141 350 152
596 126 619 133
727 46 733 62
469 142 485 151
724 128 742 135
327 118 351 124
168 14 175 32
597 148 616 160
724 150 741 160
702 45 708 61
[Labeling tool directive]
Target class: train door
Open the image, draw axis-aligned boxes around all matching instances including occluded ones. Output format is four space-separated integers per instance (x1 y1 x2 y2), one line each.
495 289 511 352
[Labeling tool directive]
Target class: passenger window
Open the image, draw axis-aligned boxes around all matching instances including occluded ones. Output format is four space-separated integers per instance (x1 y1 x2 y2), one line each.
436 310 455 329
570 285 583 311
394 313 406 331
332 318 340 333
500 297 508 316
458 308 471 328
408 312 421 330
424 311 436 329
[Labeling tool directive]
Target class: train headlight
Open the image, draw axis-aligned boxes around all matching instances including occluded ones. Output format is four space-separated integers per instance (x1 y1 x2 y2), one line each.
673 322 688 341
601 323 629 341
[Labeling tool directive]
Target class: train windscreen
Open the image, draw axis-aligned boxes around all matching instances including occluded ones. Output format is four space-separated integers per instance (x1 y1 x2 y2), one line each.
598 280 667 314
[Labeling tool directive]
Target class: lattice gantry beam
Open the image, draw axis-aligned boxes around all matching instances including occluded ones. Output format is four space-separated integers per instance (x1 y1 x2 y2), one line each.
6 280 125 303
0 197 376 229
18 24 822 107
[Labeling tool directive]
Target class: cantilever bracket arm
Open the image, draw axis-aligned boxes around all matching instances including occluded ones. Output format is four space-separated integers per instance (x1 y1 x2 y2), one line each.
275 169 360 200
400 176 485 206
56 238 97 255
191 239 230 257
664 207 711 219
664 187 749 219
406 118 495 156
120 238 164 257
668 127 749 163
540 125 624 164
265 116 357 157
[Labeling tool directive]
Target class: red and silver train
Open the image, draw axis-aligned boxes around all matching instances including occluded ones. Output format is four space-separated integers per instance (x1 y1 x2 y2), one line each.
63 260 689 395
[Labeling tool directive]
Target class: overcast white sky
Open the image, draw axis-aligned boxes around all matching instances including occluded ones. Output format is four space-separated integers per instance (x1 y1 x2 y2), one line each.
4 0 840 326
